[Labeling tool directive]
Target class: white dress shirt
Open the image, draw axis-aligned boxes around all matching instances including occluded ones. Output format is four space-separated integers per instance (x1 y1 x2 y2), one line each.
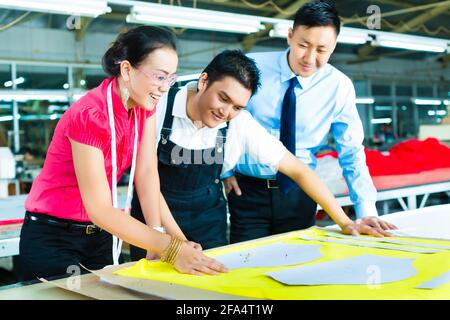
155 81 287 175
231 50 378 218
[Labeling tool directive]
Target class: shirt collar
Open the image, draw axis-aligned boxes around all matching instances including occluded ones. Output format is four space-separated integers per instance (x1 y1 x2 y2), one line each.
278 49 326 90
172 81 227 129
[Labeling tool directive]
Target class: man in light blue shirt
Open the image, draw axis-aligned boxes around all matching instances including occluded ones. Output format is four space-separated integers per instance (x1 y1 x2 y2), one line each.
224 0 383 243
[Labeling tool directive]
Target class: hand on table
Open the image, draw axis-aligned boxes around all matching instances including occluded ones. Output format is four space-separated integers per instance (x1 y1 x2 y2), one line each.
359 216 397 231
174 242 228 276
341 220 392 237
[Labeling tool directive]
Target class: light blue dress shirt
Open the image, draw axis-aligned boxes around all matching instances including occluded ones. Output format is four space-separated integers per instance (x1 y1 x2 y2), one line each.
227 49 378 218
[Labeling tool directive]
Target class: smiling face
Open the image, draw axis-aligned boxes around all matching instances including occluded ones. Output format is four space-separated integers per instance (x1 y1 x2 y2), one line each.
121 47 178 110
190 74 252 128
287 25 337 77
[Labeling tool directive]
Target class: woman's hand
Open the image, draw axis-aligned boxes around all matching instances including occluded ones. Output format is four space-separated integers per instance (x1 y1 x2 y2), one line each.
173 242 228 276
186 241 202 251
146 251 160 260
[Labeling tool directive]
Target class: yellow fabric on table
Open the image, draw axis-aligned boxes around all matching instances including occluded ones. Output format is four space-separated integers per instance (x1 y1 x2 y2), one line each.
114 228 450 299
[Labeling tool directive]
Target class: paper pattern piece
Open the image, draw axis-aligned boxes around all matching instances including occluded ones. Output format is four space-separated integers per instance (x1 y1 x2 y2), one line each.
324 232 450 250
416 270 450 289
267 255 416 286
300 235 441 254
215 242 322 269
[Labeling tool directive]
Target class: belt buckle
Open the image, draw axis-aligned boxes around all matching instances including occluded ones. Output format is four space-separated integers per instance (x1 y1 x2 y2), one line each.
85 225 97 235
266 179 278 189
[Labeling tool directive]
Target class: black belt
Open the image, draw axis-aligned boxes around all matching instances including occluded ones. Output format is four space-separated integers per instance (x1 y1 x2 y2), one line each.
25 211 102 235
235 173 279 189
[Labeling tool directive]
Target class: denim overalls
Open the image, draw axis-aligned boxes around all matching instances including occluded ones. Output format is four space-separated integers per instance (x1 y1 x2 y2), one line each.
131 88 228 258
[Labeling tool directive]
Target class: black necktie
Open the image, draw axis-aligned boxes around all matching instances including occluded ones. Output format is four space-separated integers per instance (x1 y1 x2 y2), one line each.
277 77 298 194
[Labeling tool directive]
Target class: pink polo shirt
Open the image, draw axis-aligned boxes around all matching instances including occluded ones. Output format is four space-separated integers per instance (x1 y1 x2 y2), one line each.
25 77 155 222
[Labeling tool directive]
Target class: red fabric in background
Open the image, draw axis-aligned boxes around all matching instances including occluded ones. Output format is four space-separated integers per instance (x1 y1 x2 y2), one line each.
0 219 23 226
365 138 450 176
315 138 450 176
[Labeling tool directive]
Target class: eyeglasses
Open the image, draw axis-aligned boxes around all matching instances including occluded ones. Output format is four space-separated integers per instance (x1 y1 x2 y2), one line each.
138 68 178 87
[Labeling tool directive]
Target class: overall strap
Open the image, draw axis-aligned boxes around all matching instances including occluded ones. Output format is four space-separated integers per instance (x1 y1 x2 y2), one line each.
160 87 180 140
215 122 229 150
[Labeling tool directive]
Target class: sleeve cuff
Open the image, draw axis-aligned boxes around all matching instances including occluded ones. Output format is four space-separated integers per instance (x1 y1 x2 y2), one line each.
354 201 378 219
220 170 234 180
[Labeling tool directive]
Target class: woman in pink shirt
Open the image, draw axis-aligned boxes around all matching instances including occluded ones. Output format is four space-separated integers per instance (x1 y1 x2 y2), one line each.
20 26 227 281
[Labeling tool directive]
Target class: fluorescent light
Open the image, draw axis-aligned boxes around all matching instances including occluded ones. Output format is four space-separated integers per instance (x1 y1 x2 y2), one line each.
372 32 448 53
4 77 25 88
337 34 369 45
356 97 375 104
413 98 442 105
375 106 393 111
0 0 111 17
375 40 446 53
444 100 449 105
177 73 201 82
427 110 446 116
127 3 264 34
0 115 14 122
269 21 291 38
48 105 69 112
371 118 392 124
337 28 370 45
0 90 68 102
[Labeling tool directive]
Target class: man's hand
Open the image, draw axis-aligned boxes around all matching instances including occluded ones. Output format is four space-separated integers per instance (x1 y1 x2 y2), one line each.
223 176 242 196
341 221 392 237
359 216 397 231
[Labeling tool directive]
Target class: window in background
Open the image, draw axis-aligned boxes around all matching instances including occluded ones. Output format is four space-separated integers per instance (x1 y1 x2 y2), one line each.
73 67 106 91
397 103 416 139
15 65 69 159
396 84 412 97
372 84 391 96
417 86 434 97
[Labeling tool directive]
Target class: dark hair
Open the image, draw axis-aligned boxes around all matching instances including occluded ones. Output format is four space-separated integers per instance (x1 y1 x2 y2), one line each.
293 0 340 35
102 26 177 77
201 50 261 96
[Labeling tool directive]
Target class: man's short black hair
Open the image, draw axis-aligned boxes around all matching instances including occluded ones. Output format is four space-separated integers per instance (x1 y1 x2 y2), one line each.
293 0 341 35
201 50 261 96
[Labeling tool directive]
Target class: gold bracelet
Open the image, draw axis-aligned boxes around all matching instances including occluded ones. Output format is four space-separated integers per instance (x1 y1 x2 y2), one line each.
161 236 184 265
165 237 183 265
168 237 183 265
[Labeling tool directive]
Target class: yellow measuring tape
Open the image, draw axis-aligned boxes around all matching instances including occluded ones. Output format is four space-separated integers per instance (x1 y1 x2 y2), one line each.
115 228 450 299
